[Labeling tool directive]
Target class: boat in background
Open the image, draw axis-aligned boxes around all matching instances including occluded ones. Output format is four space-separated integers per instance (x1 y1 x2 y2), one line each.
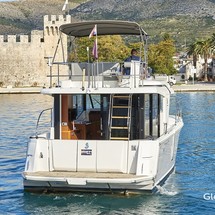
22 20 183 194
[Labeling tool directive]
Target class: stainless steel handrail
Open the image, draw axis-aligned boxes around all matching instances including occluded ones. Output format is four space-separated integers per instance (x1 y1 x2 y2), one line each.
35 108 53 137
46 62 146 88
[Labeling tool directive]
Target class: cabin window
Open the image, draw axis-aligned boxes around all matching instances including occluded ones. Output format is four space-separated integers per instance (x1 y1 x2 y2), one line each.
54 93 163 141
142 94 161 139
53 94 60 139
57 94 102 140
74 94 101 121
151 94 160 138
130 94 162 140
144 94 150 138
101 95 110 140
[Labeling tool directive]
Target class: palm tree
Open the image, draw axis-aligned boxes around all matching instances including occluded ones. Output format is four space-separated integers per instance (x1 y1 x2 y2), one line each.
196 39 212 81
187 38 213 81
210 34 215 80
187 42 198 68
210 33 215 55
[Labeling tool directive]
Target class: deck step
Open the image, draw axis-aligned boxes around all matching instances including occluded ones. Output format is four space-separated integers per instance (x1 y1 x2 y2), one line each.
110 137 129 140
112 106 129 108
112 116 129 119
111 126 128 129
113 95 130 98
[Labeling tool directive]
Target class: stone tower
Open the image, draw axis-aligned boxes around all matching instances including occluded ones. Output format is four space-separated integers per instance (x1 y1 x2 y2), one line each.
43 15 72 86
0 15 72 87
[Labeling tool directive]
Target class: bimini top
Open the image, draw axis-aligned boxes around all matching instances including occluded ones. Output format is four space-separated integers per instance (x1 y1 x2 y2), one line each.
59 20 147 37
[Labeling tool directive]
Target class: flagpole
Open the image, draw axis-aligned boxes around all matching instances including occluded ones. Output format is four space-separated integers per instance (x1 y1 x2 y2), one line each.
95 25 99 88
89 24 98 88
87 46 91 88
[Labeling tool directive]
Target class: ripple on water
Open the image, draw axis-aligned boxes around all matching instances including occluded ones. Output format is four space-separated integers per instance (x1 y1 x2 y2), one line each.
1 93 215 214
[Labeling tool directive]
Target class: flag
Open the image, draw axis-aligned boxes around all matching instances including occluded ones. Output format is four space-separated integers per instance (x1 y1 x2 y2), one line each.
89 25 98 59
62 0 68 11
92 40 98 59
89 25 97 38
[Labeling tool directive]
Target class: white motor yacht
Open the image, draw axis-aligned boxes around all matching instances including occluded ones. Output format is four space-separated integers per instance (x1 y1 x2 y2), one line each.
22 20 183 194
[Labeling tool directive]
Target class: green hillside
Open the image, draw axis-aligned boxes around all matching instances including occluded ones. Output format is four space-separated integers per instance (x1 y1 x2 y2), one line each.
142 16 215 49
0 0 214 49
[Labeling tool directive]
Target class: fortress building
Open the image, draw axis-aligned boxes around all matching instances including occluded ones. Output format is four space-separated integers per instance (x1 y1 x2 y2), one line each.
0 15 72 87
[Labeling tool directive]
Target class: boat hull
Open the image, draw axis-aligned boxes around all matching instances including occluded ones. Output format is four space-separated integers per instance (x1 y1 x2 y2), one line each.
23 166 175 194
23 119 183 194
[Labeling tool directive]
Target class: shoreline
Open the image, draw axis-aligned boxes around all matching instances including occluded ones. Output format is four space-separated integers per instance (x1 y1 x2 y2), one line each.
1 83 215 94
172 83 215 92
0 87 42 94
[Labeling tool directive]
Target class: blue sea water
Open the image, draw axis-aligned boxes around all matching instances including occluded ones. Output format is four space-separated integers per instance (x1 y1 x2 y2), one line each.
0 93 215 214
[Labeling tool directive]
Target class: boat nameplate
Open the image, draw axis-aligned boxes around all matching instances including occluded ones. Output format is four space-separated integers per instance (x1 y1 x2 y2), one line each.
81 149 92 156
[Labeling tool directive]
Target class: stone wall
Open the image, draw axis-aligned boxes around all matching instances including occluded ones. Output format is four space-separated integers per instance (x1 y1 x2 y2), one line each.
0 15 72 87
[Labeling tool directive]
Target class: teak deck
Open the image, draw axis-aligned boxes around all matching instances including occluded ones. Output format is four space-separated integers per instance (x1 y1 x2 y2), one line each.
24 171 142 179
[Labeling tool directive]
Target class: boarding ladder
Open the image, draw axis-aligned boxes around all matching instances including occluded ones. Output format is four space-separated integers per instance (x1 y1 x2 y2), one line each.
109 94 132 140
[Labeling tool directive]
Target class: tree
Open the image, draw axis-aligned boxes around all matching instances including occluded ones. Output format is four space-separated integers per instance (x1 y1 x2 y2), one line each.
162 33 172 41
196 39 212 81
210 33 215 54
211 34 215 74
187 38 213 81
148 37 177 75
69 35 130 62
187 42 198 68
69 37 92 62
69 33 178 76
